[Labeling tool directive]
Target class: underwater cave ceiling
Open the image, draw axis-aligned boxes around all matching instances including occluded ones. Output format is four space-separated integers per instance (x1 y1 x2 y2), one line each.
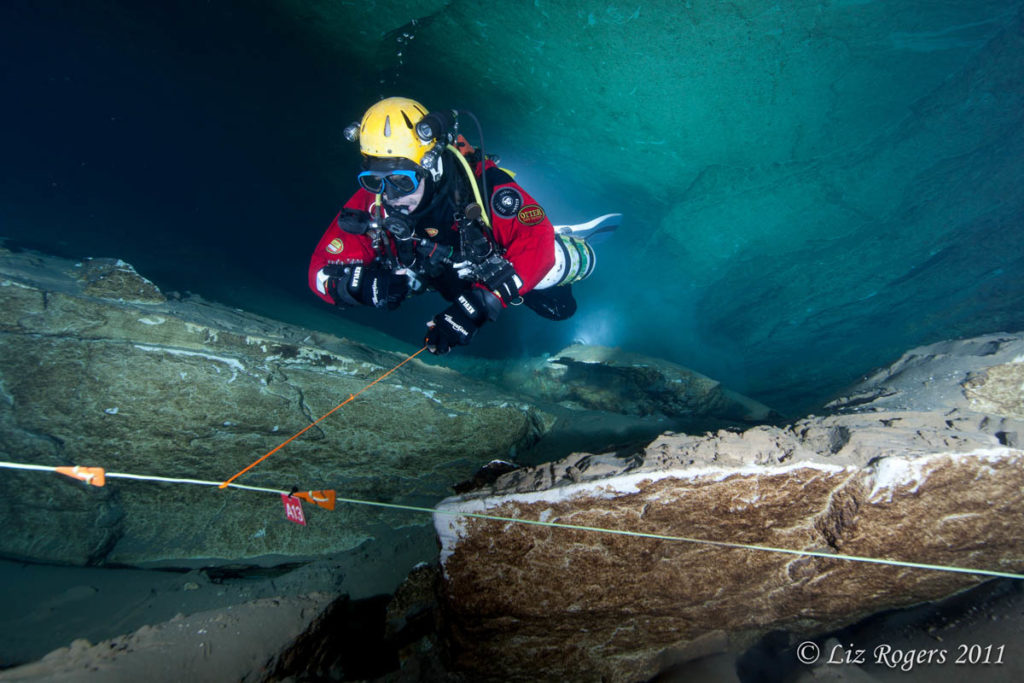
275 0 1024 414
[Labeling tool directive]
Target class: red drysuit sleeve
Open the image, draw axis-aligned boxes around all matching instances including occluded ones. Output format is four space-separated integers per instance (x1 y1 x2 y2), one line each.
307 190 380 304
484 163 556 295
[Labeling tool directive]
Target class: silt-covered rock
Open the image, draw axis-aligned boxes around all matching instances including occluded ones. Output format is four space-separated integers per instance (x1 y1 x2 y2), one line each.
0 248 551 567
503 343 775 422
434 333 1024 682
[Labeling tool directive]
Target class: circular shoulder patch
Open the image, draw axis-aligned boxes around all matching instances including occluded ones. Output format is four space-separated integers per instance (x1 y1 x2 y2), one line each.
491 186 523 219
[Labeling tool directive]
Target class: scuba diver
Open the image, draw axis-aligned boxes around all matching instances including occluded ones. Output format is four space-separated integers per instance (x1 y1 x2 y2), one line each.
308 97 617 355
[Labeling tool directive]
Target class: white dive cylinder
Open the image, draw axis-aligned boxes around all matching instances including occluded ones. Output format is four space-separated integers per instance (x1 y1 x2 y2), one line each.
534 213 620 290
534 234 596 289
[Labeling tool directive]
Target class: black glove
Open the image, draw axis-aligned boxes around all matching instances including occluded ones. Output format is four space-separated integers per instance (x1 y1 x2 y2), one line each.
325 264 408 310
425 290 490 355
474 255 522 304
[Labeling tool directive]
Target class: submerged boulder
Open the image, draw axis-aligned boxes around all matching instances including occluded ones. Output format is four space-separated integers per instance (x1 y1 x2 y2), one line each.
0 248 551 567
503 343 775 422
434 333 1024 682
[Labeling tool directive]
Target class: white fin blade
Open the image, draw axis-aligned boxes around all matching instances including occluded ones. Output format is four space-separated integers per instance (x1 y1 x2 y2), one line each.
553 213 621 238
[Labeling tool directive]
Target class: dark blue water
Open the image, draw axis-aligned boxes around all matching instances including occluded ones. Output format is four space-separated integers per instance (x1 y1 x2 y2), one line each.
1 2 336 299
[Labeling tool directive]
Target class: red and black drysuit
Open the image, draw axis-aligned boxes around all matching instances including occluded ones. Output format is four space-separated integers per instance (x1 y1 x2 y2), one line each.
308 154 576 353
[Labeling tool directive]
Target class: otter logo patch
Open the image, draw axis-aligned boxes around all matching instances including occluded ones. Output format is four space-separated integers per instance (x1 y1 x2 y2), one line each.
491 187 523 218
517 204 546 226
325 238 344 254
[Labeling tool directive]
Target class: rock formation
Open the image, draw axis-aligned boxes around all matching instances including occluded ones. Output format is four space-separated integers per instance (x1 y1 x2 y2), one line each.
434 333 1024 682
498 344 776 422
0 248 550 567
0 248 774 571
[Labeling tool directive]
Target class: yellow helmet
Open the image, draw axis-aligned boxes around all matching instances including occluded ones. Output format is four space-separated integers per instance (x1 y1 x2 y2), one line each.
356 97 434 165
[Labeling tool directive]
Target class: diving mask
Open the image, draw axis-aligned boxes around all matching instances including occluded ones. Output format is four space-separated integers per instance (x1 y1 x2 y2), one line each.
357 169 422 197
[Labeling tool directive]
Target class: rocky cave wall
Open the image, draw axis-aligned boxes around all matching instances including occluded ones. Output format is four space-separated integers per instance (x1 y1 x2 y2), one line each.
0 249 550 567
435 333 1024 681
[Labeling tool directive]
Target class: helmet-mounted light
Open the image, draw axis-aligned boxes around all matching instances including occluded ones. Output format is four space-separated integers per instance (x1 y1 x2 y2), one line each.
343 122 360 142
415 110 457 145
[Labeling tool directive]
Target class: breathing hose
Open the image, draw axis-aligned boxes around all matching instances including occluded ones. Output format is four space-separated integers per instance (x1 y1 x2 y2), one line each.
458 110 491 225
447 143 491 229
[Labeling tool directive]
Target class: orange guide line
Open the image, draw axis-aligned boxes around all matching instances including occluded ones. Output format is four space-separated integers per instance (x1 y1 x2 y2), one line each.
218 346 428 488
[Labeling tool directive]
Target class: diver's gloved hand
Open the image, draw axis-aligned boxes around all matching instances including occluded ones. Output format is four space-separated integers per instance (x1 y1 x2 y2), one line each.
477 256 522 304
425 290 492 355
455 255 522 305
325 264 408 310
